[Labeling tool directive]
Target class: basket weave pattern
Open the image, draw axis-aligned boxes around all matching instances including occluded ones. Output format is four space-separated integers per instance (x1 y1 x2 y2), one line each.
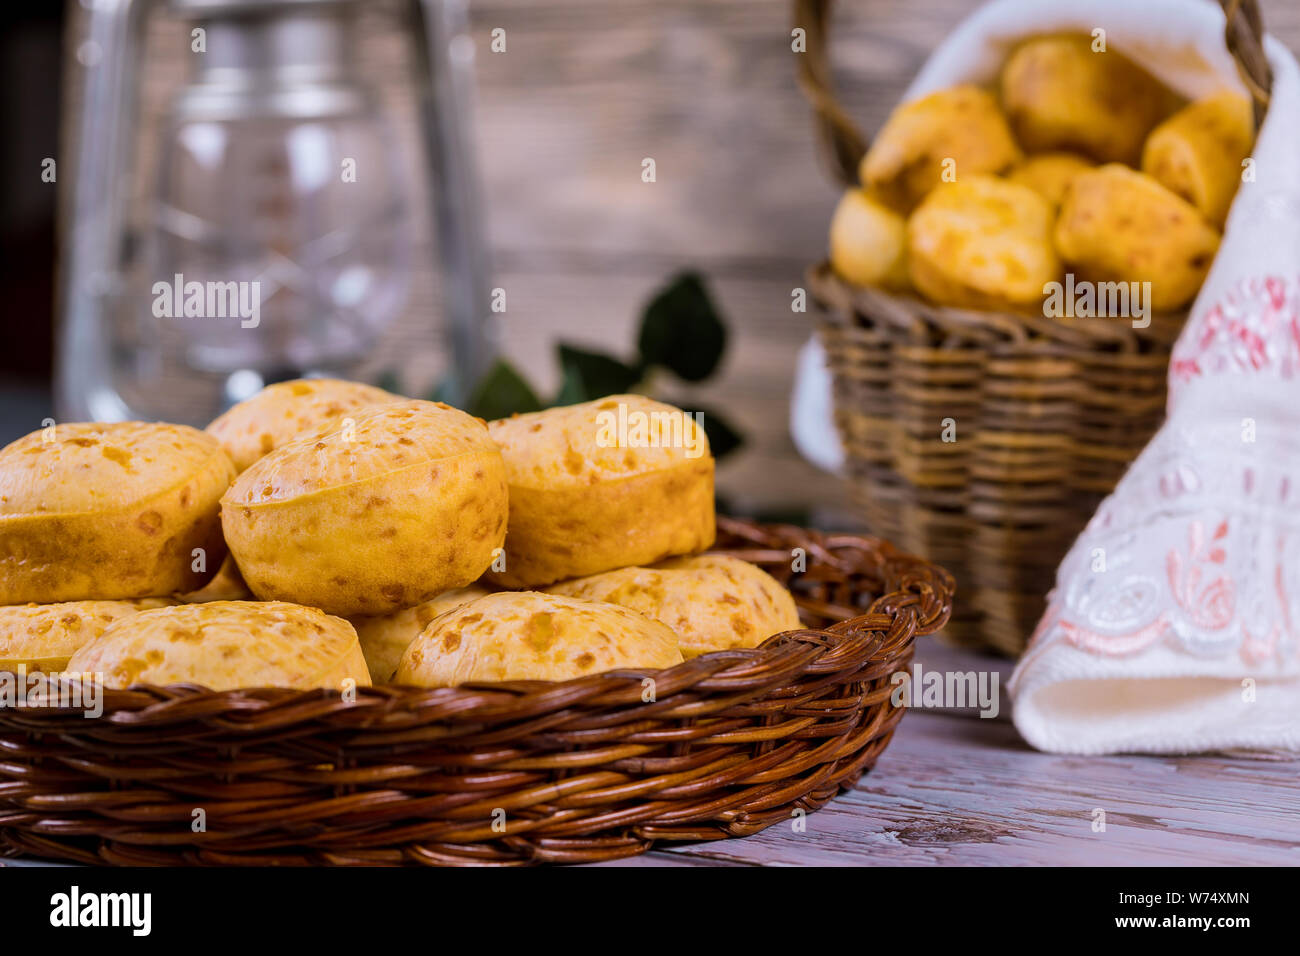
796 0 1271 655
0 517 952 866
810 271 1180 655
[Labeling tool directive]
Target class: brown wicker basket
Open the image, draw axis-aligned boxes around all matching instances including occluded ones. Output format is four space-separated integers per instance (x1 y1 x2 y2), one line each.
795 0 1272 656
0 517 952 867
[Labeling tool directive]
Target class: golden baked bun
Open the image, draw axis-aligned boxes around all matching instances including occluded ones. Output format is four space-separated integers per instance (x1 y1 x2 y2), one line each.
0 598 175 674
66 601 370 690
1141 91 1254 227
394 591 683 687
0 422 235 604
829 189 910 289
351 586 490 682
222 400 508 616
860 85 1021 211
205 378 401 473
1001 35 1174 164
906 175 1061 310
548 554 801 658
485 395 715 589
1055 164 1221 312
1005 152 1096 208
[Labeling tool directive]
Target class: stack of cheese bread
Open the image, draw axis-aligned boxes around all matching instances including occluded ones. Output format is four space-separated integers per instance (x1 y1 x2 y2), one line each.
829 34 1255 313
0 381 802 691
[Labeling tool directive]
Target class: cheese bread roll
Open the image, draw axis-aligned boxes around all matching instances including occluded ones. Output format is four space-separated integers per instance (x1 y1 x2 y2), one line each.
548 554 801 657
67 601 369 690
0 422 234 604
486 396 715 589
395 591 683 687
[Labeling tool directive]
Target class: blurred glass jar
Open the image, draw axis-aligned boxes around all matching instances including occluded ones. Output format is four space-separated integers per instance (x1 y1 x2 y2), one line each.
147 8 411 375
58 0 493 425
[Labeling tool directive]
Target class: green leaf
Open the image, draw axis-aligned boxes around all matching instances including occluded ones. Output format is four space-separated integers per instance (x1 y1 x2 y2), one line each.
553 344 644 406
374 369 405 397
464 360 544 421
637 272 727 382
682 402 744 459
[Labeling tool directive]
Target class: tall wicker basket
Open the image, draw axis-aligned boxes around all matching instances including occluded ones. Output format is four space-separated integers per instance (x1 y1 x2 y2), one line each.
795 0 1272 656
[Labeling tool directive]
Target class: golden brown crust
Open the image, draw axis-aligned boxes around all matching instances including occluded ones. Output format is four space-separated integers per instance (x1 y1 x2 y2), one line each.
1055 164 1221 312
205 378 401 473
486 396 715 588
1004 152 1096 208
222 400 508 616
548 554 801 657
1141 92 1254 228
0 598 176 673
829 189 910 290
176 554 254 603
394 591 683 687
66 601 370 690
859 85 1021 212
1001 35 1176 164
489 461 715 589
0 423 235 603
351 586 491 682
906 175 1061 310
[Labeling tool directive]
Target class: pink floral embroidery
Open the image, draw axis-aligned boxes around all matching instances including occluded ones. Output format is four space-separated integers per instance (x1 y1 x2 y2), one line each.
1170 274 1300 393
1240 625 1279 665
1060 614 1169 656
1166 520 1234 630
1025 274 1300 670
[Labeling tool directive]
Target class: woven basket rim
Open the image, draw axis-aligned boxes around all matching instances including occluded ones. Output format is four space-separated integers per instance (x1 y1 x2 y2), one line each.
807 262 1188 352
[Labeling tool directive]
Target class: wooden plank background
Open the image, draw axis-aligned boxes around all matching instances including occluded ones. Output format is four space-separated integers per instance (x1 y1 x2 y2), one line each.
64 0 1300 519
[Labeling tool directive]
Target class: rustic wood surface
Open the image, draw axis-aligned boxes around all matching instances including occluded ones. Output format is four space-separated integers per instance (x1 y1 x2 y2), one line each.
602 640 1300 867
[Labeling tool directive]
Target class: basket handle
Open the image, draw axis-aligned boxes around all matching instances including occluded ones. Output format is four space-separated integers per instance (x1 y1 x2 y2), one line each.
793 0 865 187
794 0 1273 189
